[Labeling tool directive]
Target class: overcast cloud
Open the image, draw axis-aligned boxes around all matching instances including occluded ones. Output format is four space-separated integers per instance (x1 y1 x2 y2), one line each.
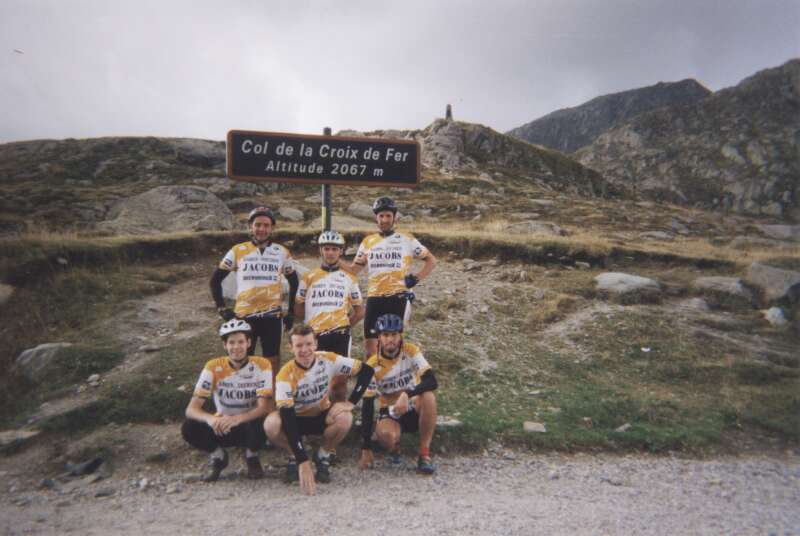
1 0 798 143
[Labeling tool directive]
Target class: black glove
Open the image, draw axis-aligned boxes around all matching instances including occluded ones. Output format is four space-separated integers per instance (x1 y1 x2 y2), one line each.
404 274 419 289
218 307 236 321
283 315 294 332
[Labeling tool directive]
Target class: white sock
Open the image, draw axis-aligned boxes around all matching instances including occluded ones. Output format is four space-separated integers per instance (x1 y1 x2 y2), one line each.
317 447 331 460
211 447 225 460
245 449 258 458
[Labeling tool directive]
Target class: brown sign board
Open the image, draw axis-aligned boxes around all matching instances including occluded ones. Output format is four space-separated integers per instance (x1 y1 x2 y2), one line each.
226 130 420 187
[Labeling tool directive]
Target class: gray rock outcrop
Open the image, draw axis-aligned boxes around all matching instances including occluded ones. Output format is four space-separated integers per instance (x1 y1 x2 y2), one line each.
764 307 788 326
755 224 800 241
278 207 304 222
507 79 711 153
746 262 800 304
347 202 375 220
506 221 566 236
16 343 74 383
98 186 235 235
692 277 755 305
595 273 661 294
339 120 616 197
577 59 800 219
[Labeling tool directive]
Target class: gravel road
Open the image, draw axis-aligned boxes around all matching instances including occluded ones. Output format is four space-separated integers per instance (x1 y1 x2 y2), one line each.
3 452 798 535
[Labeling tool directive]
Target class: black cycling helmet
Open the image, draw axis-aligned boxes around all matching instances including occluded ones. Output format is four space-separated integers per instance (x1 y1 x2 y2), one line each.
248 206 276 224
375 314 403 333
372 196 397 215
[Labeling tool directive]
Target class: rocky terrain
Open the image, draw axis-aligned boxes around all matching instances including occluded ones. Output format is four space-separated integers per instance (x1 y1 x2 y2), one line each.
1 252 799 534
507 79 711 153
0 58 798 535
577 59 800 219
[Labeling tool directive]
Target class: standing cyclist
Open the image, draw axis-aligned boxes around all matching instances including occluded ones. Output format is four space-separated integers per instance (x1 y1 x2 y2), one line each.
210 206 299 381
294 230 365 401
182 319 273 481
340 196 436 358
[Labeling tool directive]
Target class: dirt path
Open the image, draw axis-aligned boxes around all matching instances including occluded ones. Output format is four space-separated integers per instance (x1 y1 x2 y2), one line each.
2 449 798 535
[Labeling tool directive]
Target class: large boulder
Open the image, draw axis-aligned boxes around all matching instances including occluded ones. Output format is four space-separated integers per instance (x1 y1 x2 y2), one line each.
506 221 566 236
755 224 800 242
278 207 304 222
692 276 755 307
347 202 375 220
98 186 235 235
746 262 800 304
595 273 660 294
16 343 74 383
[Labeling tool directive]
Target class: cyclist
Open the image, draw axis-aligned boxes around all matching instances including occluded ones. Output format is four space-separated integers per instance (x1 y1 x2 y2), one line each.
210 206 299 382
340 196 436 358
264 325 374 495
294 230 364 401
359 314 438 475
182 319 273 481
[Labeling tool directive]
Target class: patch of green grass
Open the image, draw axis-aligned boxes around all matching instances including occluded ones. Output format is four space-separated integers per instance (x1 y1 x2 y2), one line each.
40 330 218 432
48 345 125 388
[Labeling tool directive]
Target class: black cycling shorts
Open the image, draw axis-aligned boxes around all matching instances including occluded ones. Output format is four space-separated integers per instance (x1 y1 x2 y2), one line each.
245 314 282 357
295 409 330 437
378 407 419 434
364 295 409 339
316 328 351 357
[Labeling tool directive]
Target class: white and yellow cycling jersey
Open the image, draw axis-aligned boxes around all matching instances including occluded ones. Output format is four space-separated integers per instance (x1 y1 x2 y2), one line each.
193 357 273 416
275 352 363 417
219 241 295 317
364 342 430 409
354 232 430 297
297 268 363 334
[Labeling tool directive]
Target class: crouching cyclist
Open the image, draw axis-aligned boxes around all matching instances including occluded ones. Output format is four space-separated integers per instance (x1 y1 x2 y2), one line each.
359 314 438 475
265 325 374 495
182 319 274 481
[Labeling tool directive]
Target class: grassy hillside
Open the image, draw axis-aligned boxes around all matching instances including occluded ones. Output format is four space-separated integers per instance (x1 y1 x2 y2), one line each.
1 226 796 457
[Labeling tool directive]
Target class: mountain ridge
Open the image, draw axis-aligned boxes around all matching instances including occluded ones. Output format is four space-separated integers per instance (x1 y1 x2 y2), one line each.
507 79 712 153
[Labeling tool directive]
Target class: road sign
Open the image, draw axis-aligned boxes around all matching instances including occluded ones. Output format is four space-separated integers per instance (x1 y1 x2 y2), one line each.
227 130 420 187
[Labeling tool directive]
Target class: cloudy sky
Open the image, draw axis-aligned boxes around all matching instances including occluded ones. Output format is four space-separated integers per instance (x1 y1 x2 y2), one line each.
1 0 798 144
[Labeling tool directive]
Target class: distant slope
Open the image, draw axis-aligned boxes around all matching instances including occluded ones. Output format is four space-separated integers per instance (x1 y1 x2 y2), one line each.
0 137 276 234
343 118 616 197
507 79 711 153
576 59 800 220
0 119 617 235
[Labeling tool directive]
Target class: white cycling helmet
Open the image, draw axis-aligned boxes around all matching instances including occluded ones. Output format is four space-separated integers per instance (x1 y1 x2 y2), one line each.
318 230 345 247
219 318 252 339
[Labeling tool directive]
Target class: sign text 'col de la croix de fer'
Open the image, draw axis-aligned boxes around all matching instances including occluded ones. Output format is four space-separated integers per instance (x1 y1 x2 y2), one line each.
226 130 421 188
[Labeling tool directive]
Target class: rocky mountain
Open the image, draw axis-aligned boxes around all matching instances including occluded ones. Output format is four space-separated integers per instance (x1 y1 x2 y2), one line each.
507 79 711 153
0 120 617 235
342 118 614 197
576 59 800 220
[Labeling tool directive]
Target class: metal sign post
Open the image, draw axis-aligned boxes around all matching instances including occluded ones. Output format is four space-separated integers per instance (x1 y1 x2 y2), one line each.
322 127 332 231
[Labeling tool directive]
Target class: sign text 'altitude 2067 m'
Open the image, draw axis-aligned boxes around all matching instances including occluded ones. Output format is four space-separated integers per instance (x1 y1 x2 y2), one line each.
227 130 420 187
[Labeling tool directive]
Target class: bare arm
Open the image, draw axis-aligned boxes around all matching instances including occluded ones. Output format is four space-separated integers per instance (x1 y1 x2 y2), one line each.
185 396 214 425
415 251 437 281
349 303 365 326
293 301 305 320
